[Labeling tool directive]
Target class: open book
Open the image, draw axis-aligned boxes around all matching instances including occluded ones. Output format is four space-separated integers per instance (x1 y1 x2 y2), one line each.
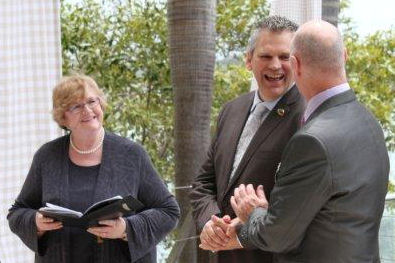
39 195 144 228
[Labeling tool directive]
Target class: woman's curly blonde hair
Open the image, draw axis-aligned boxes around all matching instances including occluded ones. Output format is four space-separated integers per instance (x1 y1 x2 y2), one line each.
52 75 107 130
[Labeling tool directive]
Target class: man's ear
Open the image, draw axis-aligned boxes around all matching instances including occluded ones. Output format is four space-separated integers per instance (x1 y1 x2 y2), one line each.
245 52 253 71
343 47 348 62
290 55 300 76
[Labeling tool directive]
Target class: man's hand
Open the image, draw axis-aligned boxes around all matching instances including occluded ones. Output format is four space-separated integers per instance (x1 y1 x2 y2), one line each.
199 215 231 251
199 215 243 251
225 217 241 237
231 184 268 223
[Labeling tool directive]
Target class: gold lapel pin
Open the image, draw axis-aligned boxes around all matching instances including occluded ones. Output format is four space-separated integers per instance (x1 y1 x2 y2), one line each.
277 108 285 117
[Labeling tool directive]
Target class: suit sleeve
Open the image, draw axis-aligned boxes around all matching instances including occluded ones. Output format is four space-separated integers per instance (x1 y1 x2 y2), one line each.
7 149 47 255
238 132 332 253
189 107 228 231
125 146 180 263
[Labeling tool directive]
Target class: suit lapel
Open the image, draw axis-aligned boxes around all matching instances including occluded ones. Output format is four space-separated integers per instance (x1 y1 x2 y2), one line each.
226 86 300 193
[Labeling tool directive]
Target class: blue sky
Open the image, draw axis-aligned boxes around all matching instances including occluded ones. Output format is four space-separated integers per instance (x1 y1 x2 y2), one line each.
343 0 394 36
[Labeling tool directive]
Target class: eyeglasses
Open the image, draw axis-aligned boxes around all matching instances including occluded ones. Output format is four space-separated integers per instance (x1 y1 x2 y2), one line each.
68 97 100 114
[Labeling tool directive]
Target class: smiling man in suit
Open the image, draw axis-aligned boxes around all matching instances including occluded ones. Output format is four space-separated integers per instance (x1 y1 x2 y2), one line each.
202 20 390 263
190 16 304 263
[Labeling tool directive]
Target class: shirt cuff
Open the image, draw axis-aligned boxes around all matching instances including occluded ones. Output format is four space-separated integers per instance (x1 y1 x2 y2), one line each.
236 234 244 248
236 207 268 249
236 222 253 248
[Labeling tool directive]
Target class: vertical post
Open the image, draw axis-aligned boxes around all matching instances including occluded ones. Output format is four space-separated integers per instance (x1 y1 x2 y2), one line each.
322 0 340 26
168 0 216 262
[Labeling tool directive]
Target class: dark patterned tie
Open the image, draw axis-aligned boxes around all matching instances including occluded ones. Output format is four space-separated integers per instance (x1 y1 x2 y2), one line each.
229 103 269 181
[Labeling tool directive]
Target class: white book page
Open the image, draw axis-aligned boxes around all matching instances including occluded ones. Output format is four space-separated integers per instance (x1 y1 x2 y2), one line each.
43 203 83 217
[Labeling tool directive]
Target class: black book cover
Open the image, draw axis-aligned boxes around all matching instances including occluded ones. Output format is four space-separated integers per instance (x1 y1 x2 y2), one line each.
38 195 144 228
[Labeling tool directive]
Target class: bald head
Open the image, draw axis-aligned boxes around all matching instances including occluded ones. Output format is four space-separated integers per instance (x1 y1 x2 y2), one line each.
291 20 346 74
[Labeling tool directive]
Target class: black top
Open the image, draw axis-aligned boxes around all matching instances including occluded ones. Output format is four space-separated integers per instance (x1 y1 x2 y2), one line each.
68 159 100 263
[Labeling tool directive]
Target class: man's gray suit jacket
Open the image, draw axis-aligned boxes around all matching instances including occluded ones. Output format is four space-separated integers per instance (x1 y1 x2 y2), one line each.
238 89 389 263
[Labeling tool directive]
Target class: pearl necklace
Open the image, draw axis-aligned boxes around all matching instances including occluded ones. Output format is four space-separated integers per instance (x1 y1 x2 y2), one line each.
70 128 105 155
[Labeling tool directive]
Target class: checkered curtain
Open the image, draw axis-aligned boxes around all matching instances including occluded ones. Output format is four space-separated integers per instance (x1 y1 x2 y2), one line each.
0 1 61 262
270 0 322 25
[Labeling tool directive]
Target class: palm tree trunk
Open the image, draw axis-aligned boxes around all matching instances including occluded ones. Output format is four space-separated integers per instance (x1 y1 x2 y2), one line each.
322 0 340 26
168 0 216 262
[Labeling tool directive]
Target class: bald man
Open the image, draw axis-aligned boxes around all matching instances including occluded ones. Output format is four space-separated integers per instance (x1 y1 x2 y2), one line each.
201 20 389 263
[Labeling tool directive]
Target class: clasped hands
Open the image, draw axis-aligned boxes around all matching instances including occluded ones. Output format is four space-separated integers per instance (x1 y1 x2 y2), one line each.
199 184 268 252
35 212 126 240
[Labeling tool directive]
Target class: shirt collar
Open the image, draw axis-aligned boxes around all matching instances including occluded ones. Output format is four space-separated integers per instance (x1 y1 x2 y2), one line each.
304 82 350 121
251 84 294 112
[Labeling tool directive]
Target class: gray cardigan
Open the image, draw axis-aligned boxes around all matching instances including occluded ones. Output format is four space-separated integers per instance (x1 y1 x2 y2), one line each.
8 131 180 263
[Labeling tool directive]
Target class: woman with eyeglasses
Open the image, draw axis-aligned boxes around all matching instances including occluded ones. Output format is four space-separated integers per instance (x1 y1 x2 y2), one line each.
7 75 180 263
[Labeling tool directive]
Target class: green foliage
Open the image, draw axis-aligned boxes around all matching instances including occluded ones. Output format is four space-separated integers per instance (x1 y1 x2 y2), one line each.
339 0 395 150
214 0 269 131
389 180 395 194
339 0 352 29
343 30 395 151
61 0 174 179
61 0 268 181
339 1 394 192
216 0 269 58
212 63 251 127
62 0 394 185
